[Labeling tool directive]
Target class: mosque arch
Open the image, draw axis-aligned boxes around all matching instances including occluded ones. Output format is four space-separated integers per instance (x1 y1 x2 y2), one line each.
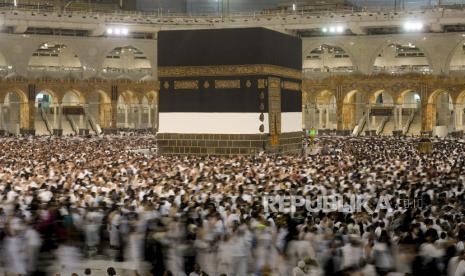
428 89 454 136
34 89 59 135
303 44 356 74
395 89 422 135
455 90 465 131
397 89 421 107
62 90 84 105
369 90 394 106
448 40 465 73
117 90 139 129
145 90 158 105
60 90 86 135
102 46 152 78
35 89 57 108
366 90 396 135
28 42 83 76
315 89 335 104
314 90 337 130
456 90 465 105
87 89 111 130
373 42 431 74
2 89 28 134
342 90 366 130
140 95 151 129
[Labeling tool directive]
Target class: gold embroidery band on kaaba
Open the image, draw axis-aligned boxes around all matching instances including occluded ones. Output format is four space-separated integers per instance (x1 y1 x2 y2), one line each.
268 78 281 89
283 81 301 91
174 80 199 90
159 64 302 80
214 80 241 89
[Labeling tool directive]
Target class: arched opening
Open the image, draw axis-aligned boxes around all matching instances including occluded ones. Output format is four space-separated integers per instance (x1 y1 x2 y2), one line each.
368 90 395 135
117 91 139 129
426 90 453 136
139 95 157 131
35 91 53 108
314 90 337 130
2 91 27 135
398 90 421 135
455 91 465 131
62 91 81 106
102 46 152 79
87 90 111 133
35 90 56 136
373 43 431 74
342 90 366 133
449 41 465 73
144 91 158 132
303 44 355 77
61 91 83 136
28 42 82 78
373 91 394 106
435 91 453 136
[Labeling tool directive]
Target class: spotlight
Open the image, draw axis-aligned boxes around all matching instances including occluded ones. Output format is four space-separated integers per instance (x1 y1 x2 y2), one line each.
322 27 328 33
336 25 344 33
329 26 336 33
403 21 423 32
106 27 130 36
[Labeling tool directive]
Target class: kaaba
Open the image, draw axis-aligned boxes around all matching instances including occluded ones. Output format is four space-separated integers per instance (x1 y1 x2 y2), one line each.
157 27 303 155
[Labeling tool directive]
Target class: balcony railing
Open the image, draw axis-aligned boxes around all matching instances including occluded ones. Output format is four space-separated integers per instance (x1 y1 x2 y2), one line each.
0 2 464 19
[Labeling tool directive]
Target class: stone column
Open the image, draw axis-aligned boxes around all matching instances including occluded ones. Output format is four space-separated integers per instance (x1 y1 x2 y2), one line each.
420 84 429 133
26 84 36 135
335 86 344 131
325 106 330 129
84 104 90 131
458 106 464 131
0 103 3 131
312 104 317 129
79 111 84 130
138 104 142 129
302 104 308 129
398 106 404 129
124 105 129 128
148 104 152 126
153 104 158 131
318 107 323 129
58 104 63 130
452 106 457 131
53 105 58 130
393 105 398 130
110 85 118 133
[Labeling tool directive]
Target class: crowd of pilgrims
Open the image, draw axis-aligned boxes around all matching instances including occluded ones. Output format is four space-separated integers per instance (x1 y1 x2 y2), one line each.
1 135 465 275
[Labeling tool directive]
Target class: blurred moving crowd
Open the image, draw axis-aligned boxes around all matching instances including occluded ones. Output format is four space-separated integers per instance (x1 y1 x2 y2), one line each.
0 136 465 276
